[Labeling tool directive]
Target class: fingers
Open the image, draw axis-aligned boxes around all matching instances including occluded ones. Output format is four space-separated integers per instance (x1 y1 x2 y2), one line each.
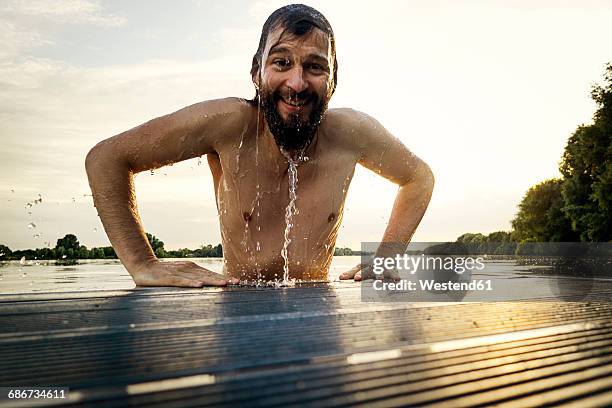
339 270 357 280
339 263 369 280
176 271 236 287
356 269 376 281
172 262 240 286
139 261 241 288
168 276 209 288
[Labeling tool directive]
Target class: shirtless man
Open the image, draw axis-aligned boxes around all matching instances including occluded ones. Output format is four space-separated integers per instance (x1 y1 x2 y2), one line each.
85 4 434 287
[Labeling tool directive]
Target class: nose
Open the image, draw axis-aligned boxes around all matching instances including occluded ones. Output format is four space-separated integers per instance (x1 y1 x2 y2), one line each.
285 67 308 94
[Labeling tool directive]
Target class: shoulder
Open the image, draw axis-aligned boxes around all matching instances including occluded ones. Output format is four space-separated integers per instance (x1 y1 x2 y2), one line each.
322 108 384 135
188 97 256 120
183 97 257 149
320 107 385 150
323 107 368 126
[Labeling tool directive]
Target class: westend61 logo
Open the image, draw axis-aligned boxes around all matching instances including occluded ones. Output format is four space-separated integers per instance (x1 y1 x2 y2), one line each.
360 242 612 302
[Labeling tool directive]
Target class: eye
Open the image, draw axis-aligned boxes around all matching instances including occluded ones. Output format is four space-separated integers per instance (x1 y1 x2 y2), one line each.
307 63 327 74
273 58 291 69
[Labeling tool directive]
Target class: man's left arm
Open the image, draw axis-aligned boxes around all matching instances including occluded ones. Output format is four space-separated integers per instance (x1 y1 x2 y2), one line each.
338 110 435 281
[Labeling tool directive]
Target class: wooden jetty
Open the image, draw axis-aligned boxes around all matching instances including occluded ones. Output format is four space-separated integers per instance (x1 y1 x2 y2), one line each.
1 278 612 407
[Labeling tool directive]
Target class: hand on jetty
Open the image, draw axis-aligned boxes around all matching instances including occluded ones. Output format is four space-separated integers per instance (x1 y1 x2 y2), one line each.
339 263 400 282
339 263 371 281
131 260 239 287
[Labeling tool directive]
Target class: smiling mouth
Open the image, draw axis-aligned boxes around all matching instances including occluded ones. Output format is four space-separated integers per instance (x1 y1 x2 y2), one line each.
281 98 307 107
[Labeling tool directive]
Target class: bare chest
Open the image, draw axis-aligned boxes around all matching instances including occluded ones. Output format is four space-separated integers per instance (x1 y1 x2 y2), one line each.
214 144 355 236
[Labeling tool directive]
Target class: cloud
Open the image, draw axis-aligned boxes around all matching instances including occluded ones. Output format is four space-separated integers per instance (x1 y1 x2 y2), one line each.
0 0 126 27
0 0 126 64
0 19 51 59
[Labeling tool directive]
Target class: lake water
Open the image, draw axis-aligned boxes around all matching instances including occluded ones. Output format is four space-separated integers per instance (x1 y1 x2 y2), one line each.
0 256 362 294
1 256 611 302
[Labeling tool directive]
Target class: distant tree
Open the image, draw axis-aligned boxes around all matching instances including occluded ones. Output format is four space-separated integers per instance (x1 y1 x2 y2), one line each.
55 234 80 251
559 63 612 241
91 247 106 259
146 233 165 252
456 233 486 244
77 245 90 259
512 179 577 242
0 244 12 260
486 231 514 243
102 246 117 258
334 247 354 256
55 246 66 259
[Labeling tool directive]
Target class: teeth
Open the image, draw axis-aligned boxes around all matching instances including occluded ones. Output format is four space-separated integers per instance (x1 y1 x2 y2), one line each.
284 98 305 107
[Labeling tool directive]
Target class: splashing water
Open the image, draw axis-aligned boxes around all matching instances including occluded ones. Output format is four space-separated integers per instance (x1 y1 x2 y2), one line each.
280 151 300 285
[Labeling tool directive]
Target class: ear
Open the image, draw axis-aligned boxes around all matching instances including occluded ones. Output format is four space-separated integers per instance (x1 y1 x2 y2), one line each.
251 57 260 89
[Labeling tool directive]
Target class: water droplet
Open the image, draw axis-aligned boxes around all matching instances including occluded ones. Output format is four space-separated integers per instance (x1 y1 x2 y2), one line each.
62 255 67 259
27 222 36 229
150 170 155 175
25 202 32 209
93 227 98 232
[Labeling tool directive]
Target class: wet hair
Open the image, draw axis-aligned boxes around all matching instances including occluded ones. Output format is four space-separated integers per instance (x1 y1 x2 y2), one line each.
250 4 338 101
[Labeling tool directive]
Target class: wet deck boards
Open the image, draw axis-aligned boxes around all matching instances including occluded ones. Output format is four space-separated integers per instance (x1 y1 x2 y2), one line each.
1 280 612 407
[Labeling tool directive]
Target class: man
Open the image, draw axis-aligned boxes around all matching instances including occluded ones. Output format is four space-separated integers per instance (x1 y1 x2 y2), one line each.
85 4 434 287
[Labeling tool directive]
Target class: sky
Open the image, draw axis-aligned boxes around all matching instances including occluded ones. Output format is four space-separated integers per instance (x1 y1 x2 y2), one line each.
1 0 611 251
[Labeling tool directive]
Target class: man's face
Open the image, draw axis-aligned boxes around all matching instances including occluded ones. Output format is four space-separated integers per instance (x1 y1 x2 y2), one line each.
256 25 333 152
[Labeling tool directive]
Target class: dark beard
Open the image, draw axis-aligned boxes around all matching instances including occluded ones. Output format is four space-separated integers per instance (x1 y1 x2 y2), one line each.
260 89 327 152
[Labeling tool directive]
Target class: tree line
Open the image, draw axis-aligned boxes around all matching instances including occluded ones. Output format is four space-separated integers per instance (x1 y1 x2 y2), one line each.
511 63 611 243
0 233 357 261
453 63 612 250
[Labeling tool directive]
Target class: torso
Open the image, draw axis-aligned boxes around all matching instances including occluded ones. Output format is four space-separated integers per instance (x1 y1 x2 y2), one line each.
207 101 359 281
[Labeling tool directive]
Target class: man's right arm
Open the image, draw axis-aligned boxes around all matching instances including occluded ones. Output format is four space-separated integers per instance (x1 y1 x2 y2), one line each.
85 98 248 287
